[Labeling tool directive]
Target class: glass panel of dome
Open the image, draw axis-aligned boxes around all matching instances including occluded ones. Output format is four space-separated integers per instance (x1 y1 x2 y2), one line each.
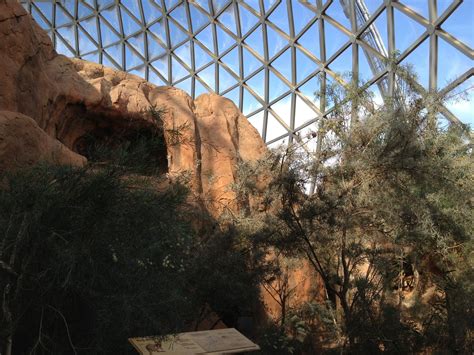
360 0 384 20
189 4 209 33
295 94 318 128
218 65 239 93
171 56 189 82
194 42 213 70
97 0 115 10
296 47 316 84
246 69 266 99
441 1 474 49
213 0 232 14
222 86 240 107
324 21 350 60
216 25 235 55
149 19 167 44
82 16 99 40
297 21 321 60
141 0 162 25
359 11 388 57
151 55 168 79
102 51 122 70
195 25 215 53
175 77 192 94
198 63 216 91
358 45 378 83
298 74 322 109
218 5 238 35
130 65 146 79
244 25 265 59
168 21 188 48
238 3 259 35
31 6 50 30
270 94 292 128
328 44 352 78
104 43 124 68
125 44 145 69
78 27 98 55
445 77 474 125
268 1 290 35
248 111 264 136
170 5 189 30
121 8 142 36
437 37 473 89
393 7 426 54
164 0 180 12
269 71 290 102
127 32 146 55
61 0 76 18
243 87 262 116
121 0 142 19
263 0 278 13
55 5 73 27
78 1 94 19
325 0 351 31
195 78 211 97
291 0 315 35
266 112 289 142
147 33 167 59
100 18 121 47
221 46 240 76
437 0 454 18
399 37 429 89
147 69 167 86
57 25 76 49
56 36 75 58
242 47 263 78
244 0 261 15
83 53 100 65
399 0 428 20
101 6 120 30
271 48 292 84
266 26 288 60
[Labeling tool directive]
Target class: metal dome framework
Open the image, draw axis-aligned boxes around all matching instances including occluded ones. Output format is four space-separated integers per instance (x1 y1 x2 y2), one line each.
21 0 474 146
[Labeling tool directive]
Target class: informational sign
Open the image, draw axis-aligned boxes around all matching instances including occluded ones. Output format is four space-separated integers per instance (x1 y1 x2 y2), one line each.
129 328 260 354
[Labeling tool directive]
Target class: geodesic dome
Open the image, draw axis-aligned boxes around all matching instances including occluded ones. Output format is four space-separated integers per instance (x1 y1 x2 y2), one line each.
20 0 473 146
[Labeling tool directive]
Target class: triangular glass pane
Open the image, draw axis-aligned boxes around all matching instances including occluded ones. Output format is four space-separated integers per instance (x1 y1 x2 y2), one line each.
216 25 235 55
100 19 121 46
400 0 429 19
242 47 263 78
170 5 189 31
263 0 278 13
244 0 260 15
269 71 290 102
266 112 289 141
148 69 167 86
328 45 353 77
164 0 180 11
56 36 75 57
244 25 265 59
298 21 320 60
55 5 73 27
295 95 317 128
141 0 162 25
441 1 474 49
190 4 209 33
326 0 351 30
127 32 146 55
221 46 240 75
325 21 350 59
198 64 216 91
102 51 122 70
266 26 288 59
246 69 266 99
399 38 430 89
358 45 378 83
298 73 322 109
171 56 189 82
213 0 231 14
444 77 474 125
268 1 289 34
174 41 192 68
151 56 169 79
218 5 237 35
194 43 214 70
437 37 472 89
271 48 292 84
360 11 389 57
101 6 120 29
270 94 292 128
82 17 99 40
125 44 145 69
239 4 260 35
292 0 315 35
121 8 142 36
78 2 94 19
31 6 50 30
296 48 316 84
223 86 240 106
121 0 142 18
129 65 147 79
219 65 239 92
147 34 167 59
195 78 211 97
175 77 192 94
360 0 384 20
104 43 123 69
194 0 211 14
57 26 76 48
196 25 215 53
169 21 189 47
149 19 167 44
248 111 264 136
243 87 262 116
437 0 454 18
394 8 427 54
62 0 76 17
78 27 98 55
